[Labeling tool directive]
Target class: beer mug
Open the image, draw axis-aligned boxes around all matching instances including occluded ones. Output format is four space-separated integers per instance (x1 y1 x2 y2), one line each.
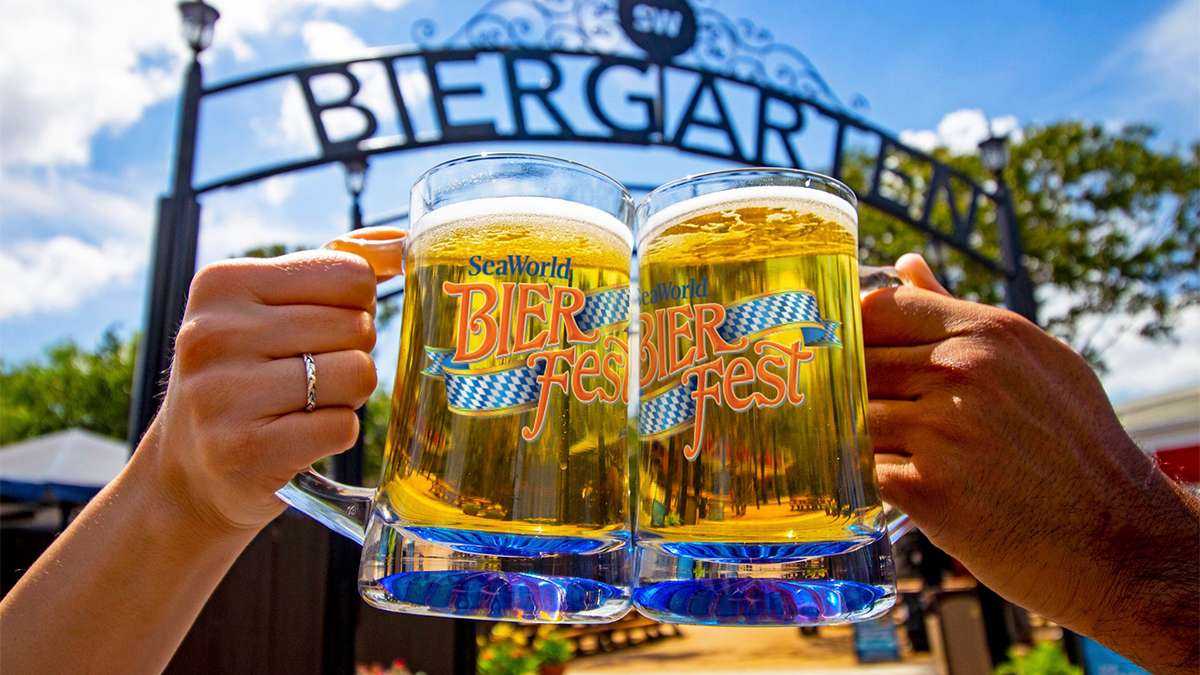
632 168 910 625
280 153 635 623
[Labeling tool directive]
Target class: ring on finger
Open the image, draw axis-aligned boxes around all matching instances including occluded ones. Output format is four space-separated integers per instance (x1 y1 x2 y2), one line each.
302 352 317 412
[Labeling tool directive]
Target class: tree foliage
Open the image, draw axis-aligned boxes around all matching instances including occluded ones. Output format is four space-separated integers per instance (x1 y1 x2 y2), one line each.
0 329 136 444
848 121 1198 370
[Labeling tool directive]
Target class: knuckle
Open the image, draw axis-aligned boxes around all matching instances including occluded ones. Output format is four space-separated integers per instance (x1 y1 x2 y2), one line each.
327 251 376 293
926 333 1011 388
333 409 360 449
174 318 215 370
190 260 245 302
174 316 241 370
349 350 378 399
928 406 974 445
182 370 234 420
976 307 1035 345
352 311 377 350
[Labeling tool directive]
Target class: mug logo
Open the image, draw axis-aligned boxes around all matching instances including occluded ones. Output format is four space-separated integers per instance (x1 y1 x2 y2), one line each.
639 290 840 461
423 279 630 442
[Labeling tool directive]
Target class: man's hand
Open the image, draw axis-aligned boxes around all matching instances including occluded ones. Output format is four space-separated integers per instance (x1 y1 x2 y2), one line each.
865 254 1200 674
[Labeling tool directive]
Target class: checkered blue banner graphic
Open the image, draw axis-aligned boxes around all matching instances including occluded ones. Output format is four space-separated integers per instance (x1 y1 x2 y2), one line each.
575 287 630 334
422 347 456 377
639 378 698 438
640 290 839 440
423 347 546 414
443 361 547 414
717 291 841 347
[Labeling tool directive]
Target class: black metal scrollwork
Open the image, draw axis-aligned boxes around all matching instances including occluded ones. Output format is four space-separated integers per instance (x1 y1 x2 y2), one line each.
410 0 865 112
414 0 626 53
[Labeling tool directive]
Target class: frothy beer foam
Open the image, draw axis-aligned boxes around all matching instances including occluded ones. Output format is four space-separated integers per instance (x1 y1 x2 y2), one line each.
639 185 858 247
412 196 633 249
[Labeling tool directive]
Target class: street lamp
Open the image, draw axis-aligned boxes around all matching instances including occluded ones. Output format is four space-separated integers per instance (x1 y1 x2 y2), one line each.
978 131 1037 321
978 133 1009 175
178 1 220 55
343 156 369 229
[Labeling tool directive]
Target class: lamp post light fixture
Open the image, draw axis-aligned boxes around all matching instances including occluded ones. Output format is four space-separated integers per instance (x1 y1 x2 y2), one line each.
343 156 369 229
978 133 1009 175
178 1 220 55
343 156 369 198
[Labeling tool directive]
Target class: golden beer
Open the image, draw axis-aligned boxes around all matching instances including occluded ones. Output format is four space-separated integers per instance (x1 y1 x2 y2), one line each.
381 198 631 540
354 155 636 624
633 174 895 625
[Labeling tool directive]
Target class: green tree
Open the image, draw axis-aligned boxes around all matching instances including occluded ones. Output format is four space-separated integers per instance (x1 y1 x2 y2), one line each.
0 328 137 444
993 641 1082 675
360 390 392 486
847 121 1198 370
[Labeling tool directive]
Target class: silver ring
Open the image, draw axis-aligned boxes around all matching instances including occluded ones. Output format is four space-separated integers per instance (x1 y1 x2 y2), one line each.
302 353 317 412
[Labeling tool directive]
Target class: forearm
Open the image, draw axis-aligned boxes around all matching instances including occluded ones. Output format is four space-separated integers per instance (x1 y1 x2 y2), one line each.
1073 470 1200 675
0 424 260 674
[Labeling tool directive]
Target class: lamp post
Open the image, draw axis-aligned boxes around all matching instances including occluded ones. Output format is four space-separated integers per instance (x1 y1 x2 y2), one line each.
333 156 370 487
979 132 1038 322
343 156 369 230
129 1 220 448
323 155 371 675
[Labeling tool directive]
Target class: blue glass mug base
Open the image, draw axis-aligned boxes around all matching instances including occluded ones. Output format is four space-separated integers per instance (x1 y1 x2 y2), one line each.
634 533 896 626
357 518 632 623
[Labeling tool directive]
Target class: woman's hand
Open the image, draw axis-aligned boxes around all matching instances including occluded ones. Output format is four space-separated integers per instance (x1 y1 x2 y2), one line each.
865 254 1200 674
142 249 381 534
0 228 407 675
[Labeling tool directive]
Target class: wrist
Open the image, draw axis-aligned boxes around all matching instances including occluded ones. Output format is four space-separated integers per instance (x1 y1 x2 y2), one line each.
128 419 259 549
1075 469 1200 672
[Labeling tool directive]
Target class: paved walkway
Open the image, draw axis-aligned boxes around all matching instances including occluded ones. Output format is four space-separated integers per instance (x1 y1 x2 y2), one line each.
571 625 937 674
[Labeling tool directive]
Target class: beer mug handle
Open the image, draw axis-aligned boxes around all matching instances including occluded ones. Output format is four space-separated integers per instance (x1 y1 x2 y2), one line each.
885 508 915 545
275 228 408 545
277 471 375 544
859 264 903 294
858 264 918 546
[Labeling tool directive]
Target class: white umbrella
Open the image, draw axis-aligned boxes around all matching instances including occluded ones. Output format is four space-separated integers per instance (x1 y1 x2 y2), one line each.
0 429 128 502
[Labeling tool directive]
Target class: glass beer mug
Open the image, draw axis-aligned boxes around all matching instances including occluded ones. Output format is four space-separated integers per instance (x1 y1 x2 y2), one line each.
280 153 635 623
632 168 910 625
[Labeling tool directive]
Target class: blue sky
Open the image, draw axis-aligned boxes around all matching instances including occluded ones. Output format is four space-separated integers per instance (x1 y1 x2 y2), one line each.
1 0 1197 403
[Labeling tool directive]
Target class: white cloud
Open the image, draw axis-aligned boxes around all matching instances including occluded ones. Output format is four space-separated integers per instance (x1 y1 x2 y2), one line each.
0 167 318 320
0 2 410 323
1125 0 1200 108
0 172 152 240
260 175 297 207
898 129 939 153
0 237 145 320
0 1 183 167
197 209 314 263
0 171 154 319
899 109 1024 156
1100 306 1200 403
0 0 412 169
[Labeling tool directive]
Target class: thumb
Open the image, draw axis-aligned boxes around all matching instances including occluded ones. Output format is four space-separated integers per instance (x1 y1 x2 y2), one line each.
896 253 951 297
324 227 407 282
